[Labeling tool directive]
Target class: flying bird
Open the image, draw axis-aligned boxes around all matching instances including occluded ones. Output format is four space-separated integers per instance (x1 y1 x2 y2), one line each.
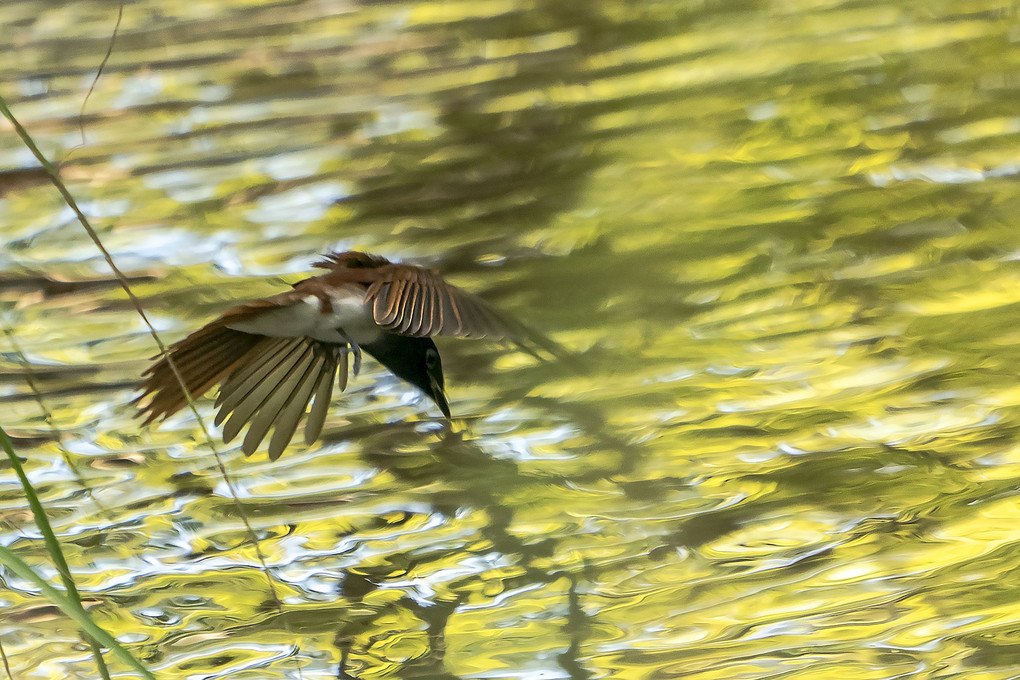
136 251 563 459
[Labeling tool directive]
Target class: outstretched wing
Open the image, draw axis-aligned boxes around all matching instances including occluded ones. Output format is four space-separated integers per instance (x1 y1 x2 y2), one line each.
213 338 348 459
363 265 567 359
135 325 263 426
136 309 350 459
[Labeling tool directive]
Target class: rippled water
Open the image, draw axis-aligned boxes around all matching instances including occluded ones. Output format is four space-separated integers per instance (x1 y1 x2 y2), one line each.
2 0 1020 678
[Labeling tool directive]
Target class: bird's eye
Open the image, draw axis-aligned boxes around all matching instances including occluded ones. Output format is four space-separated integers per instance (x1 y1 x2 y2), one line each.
425 348 440 368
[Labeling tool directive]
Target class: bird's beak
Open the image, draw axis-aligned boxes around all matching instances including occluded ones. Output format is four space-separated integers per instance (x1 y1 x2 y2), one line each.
429 375 451 419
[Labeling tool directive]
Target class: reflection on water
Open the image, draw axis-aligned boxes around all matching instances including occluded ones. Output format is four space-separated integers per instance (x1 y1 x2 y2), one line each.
2 0 1020 678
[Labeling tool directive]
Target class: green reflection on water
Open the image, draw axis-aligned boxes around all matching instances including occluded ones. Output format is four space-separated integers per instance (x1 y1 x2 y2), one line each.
1 0 1019 678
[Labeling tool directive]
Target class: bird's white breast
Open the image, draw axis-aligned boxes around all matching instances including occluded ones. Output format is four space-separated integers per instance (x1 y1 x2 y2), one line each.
227 291 382 345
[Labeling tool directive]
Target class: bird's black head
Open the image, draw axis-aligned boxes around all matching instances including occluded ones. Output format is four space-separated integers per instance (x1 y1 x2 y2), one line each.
362 335 451 418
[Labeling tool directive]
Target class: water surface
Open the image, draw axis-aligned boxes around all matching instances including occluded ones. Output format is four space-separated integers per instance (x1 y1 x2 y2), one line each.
1 1 1019 678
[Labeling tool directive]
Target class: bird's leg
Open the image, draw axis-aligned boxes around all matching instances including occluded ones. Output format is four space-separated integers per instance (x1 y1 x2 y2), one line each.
335 327 362 376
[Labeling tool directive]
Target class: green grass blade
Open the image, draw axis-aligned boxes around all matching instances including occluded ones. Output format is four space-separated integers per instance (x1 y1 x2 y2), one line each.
0 428 78 596
0 545 155 679
0 427 152 678
0 93 284 612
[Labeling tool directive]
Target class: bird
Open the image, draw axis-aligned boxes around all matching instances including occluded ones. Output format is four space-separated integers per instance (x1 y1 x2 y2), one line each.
135 250 564 459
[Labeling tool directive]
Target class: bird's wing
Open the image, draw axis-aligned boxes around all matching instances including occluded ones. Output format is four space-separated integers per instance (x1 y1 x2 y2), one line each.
137 310 349 458
313 250 567 359
218 339 346 460
312 251 540 344
362 264 568 359
135 285 326 422
135 325 263 426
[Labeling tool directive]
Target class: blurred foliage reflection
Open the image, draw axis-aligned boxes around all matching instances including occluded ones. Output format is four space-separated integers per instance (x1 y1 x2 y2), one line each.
1 0 1020 678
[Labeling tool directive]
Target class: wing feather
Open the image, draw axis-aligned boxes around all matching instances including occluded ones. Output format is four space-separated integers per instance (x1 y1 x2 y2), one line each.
406 281 428 336
266 350 327 460
393 278 415 328
378 280 403 325
215 337 293 413
365 265 568 359
304 349 338 445
215 338 303 422
421 281 438 335
221 339 309 444
338 347 349 390
242 348 317 456
135 327 262 425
